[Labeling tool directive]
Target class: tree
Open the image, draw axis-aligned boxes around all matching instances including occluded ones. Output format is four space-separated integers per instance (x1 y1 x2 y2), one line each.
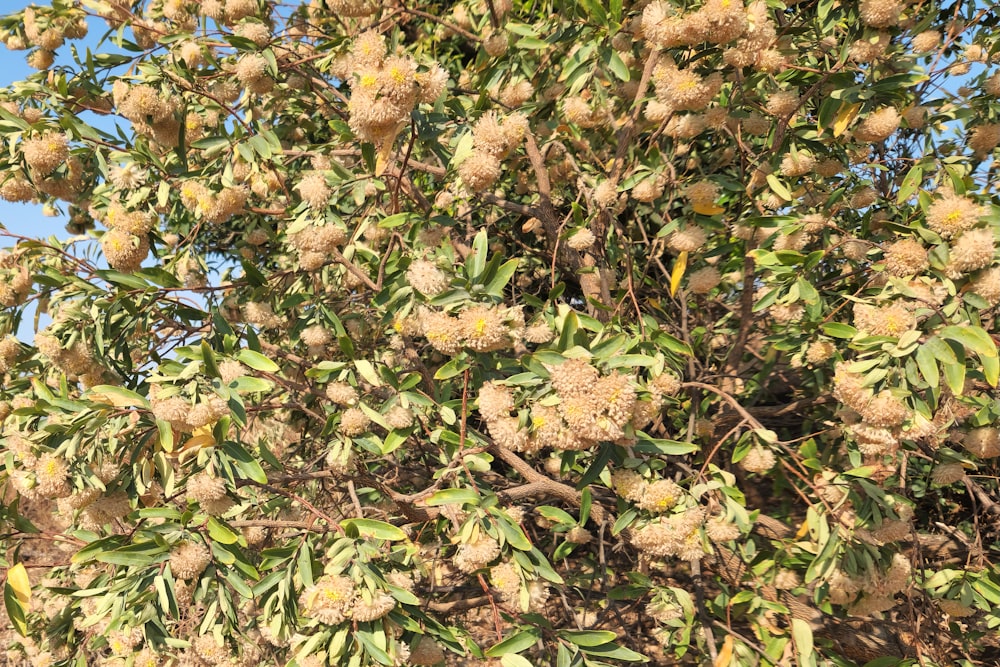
0 0 999 664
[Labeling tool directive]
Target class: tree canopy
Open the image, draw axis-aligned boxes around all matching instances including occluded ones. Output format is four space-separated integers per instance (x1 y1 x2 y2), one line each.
1 0 1000 665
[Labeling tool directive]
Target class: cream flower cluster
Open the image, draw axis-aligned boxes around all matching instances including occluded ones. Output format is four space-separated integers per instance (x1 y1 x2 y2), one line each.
418 304 526 355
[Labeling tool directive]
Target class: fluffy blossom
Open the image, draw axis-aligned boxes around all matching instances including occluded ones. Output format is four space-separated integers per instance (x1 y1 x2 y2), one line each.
478 381 514 422
295 172 331 209
911 30 940 53
34 453 70 498
780 151 815 178
458 151 501 191
21 132 69 176
299 575 355 625
567 228 597 251
102 229 149 272
859 0 904 27
630 508 705 561
883 239 928 277
340 407 371 436
765 91 800 117
949 228 995 274
854 107 900 143
740 445 776 473
667 226 708 253
687 266 721 294
926 192 986 238
407 259 449 296
853 302 916 337
454 535 500 573
170 541 211 580
970 267 1000 305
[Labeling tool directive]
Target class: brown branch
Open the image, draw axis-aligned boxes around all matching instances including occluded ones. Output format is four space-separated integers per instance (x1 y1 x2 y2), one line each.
426 595 492 613
329 247 379 291
488 442 610 527
609 52 659 184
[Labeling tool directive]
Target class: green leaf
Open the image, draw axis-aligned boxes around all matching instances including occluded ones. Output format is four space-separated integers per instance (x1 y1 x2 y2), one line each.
354 359 382 387
96 544 166 566
236 349 280 373
766 174 793 201
96 269 150 290
925 336 958 364
434 356 471 380
426 488 481 506
897 165 924 204
983 354 999 387
791 618 814 665
379 212 419 229
579 642 648 661
604 48 630 81
4 580 27 636
485 629 542 657
206 517 240 545
501 654 534 667
940 325 997 359
943 358 966 396
220 440 268 484
495 516 533 551
915 345 939 388
467 228 489 282
87 385 150 408
340 519 408 541
355 628 393 665
795 277 820 305
576 443 615 490
536 506 577 525
485 258 520 297
558 630 618 647
634 434 700 455
580 489 592 526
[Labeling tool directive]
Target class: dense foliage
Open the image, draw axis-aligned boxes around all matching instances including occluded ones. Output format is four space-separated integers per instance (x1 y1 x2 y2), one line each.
1 0 1000 665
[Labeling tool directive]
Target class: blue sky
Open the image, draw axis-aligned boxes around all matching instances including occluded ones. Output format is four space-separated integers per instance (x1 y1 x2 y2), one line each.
0 3 127 340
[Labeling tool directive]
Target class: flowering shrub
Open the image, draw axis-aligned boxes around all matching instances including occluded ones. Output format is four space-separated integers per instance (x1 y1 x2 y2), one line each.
1 1 1000 665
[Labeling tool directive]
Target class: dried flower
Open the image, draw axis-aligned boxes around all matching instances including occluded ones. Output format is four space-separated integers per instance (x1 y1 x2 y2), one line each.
170 541 211 580
340 407 371 437
883 239 928 276
962 427 1000 458
805 340 835 365
478 381 514 422
859 0 904 28
454 535 500 573
34 453 70 498
911 30 940 53
101 229 150 272
458 150 501 191
687 266 721 294
780 151 815 178
855 107 900 143
567 228 596 250
296 172 331 209
667 225 708 253
930 462 965 485
765 90 800 118
740 445 775 473
409 637 446 666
